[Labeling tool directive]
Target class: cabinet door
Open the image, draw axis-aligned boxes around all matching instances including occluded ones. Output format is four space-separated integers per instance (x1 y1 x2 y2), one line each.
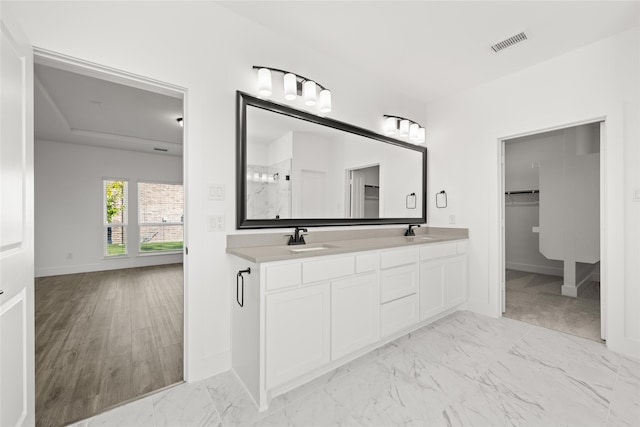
445 255 467 308
266 284 330 388
419 259 446 321
331 273 380 360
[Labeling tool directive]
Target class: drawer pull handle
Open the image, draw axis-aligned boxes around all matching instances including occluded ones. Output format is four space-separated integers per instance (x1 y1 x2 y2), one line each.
236 268 251 307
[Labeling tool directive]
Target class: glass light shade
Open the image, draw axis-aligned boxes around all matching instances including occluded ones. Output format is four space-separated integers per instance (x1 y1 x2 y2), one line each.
384 117 397 135
409 123 419 141
318 89 332 113
303 80 317 106
257 68 272 96
399 119 410 137
284 73 297 100
418 127 426 144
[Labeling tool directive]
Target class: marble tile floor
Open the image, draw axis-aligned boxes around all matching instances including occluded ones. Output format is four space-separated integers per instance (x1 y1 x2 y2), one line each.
504 269 602 342
70 311 639 427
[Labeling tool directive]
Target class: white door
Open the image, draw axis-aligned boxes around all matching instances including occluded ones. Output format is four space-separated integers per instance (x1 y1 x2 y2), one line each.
500 141 506 313
419 259 445 321
444 255 467 308
0 18 35 427
265 283 330 388
331 273 380 360
300 169 326 218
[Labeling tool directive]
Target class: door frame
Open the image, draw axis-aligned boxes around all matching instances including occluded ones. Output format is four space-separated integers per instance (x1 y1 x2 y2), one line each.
497 116 607 340
31 47 191 377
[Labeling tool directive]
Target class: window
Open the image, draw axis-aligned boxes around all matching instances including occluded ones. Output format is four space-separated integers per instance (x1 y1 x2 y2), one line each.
138 182 183 253
104 180 128 256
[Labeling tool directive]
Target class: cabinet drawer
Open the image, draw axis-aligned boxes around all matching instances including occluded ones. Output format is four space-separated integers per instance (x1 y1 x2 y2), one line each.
380 294 418 338
266 263 301 291
303 256 354 284
380 247 418 269
356 252 379 273
419 242 457 261
380 264 418 303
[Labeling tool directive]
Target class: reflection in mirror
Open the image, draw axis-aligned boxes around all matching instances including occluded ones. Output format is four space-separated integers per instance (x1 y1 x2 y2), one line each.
238 91 426 228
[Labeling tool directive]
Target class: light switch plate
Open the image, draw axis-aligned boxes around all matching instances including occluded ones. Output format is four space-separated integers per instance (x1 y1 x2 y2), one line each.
208 184 225 201
208 215 225 232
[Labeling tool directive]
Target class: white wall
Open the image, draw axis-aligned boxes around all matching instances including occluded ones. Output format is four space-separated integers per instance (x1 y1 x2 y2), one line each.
4 1 427 381
426 27 639 358
34 140 183 277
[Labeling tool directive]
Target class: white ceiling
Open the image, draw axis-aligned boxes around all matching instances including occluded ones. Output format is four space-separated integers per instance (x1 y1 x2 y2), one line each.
35 63 184 156
218 0 639 102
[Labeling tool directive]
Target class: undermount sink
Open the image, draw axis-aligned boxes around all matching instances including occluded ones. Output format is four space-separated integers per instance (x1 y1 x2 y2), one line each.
406 236 437 241
286 244 338 253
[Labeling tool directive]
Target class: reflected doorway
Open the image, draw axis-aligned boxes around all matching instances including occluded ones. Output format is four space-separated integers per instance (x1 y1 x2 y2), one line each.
348 165 379 218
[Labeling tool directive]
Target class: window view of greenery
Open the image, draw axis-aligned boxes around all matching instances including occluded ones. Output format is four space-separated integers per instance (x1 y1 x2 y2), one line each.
105 180 128 256
139 183 184 252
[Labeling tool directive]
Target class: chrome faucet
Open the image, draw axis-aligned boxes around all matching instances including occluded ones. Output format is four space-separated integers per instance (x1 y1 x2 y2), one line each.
404 224 421 236
288 227 308 245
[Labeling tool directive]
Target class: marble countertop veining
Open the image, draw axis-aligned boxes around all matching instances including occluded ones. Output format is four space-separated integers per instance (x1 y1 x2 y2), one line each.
226 228 468 263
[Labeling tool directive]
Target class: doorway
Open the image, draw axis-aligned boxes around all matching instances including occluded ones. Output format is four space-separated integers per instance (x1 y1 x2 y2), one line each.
32 50 187 426
348 164 380 218
500 122 603 342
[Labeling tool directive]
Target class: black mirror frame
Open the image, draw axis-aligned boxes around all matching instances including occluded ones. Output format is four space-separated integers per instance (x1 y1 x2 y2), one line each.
236 91 427 229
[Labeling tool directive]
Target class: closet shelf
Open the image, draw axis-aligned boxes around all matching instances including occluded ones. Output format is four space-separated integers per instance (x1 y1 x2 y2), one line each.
505 189 539 195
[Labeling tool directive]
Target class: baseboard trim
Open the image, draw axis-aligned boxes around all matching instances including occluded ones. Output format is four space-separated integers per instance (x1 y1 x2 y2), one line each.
505 262 563 277
607 334 640 361
187 350 230 383
35 254 183 277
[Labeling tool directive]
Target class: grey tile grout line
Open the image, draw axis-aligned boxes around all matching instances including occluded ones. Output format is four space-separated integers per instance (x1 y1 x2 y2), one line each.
202 381 233 427
150 395 159 427
604 358 623 425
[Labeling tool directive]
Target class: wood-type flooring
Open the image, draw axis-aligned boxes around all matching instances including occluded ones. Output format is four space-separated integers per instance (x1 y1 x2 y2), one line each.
35 264 183 427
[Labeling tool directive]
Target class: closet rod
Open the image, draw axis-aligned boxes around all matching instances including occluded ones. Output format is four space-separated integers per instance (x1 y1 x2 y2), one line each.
505 190 539 195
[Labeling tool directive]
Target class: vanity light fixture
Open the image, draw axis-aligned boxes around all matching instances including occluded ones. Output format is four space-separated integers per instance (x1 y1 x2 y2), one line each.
253 66 331 113
383 115 426 144
399 119 410 137
283 73 297 100
257 68 272 96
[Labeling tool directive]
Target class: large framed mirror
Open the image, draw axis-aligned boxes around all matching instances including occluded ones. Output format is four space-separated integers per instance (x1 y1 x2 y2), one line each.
236 91 427 229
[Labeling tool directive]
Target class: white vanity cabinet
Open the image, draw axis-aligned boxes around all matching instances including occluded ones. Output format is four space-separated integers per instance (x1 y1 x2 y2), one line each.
230 238 467 411
419 241 468 321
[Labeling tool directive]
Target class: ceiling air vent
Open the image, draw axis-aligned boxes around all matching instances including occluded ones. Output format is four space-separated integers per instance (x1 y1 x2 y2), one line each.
491 32 527 53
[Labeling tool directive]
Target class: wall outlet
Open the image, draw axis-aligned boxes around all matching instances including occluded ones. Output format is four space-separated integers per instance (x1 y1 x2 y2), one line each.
449 214 456 224
208 215 225 232
208 184 225 201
